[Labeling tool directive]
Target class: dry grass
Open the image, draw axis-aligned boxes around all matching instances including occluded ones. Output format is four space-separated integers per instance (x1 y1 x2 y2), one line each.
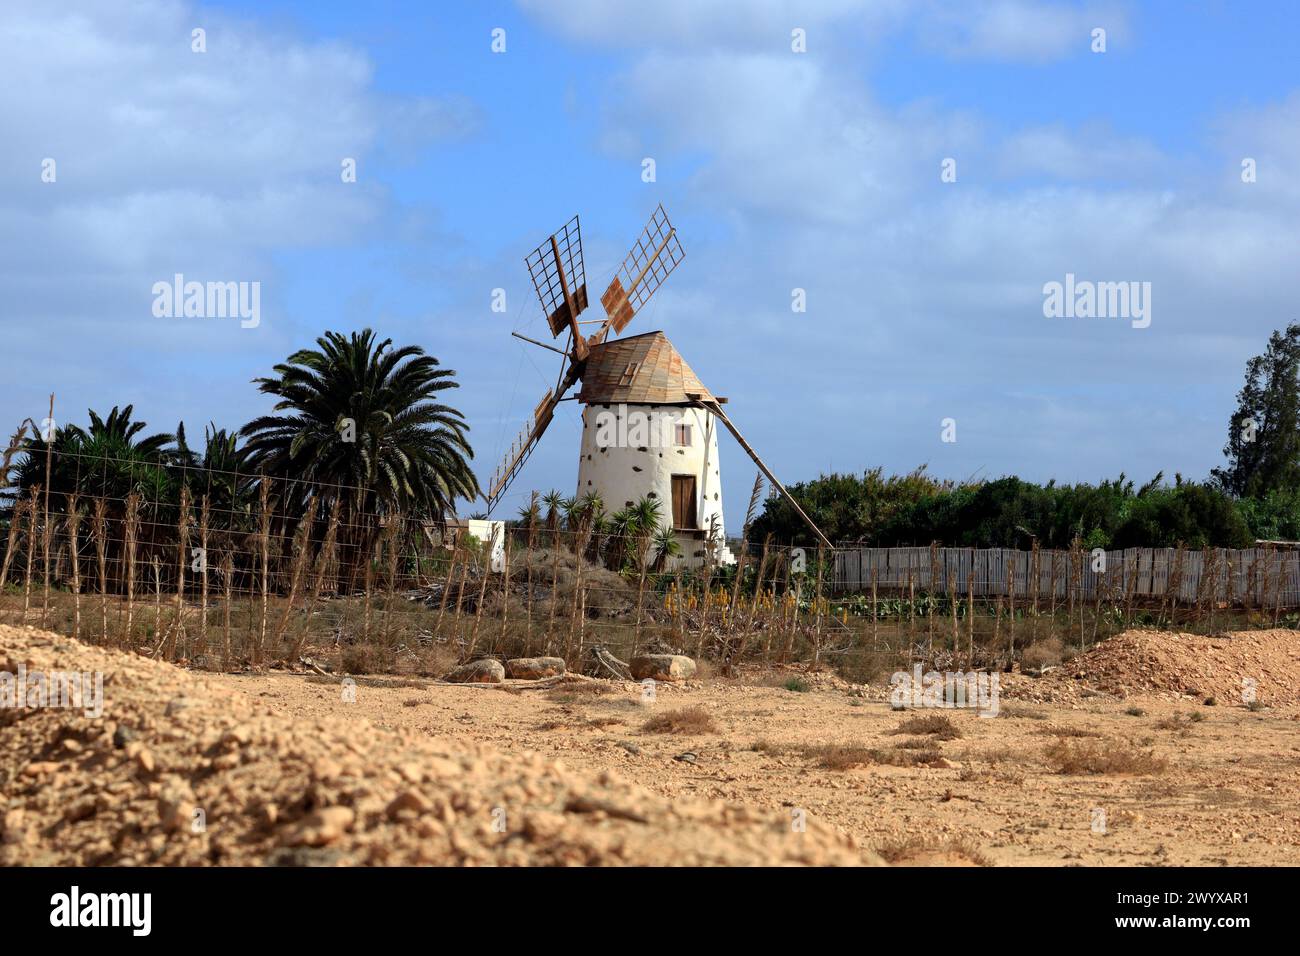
996 704 1047 720
1154 712 1203 732
875 835 992 866
892 714 963 740
641 705 718 735
546 682 616 703
1034 725 1103 738
869 741 948 767
1020 636 1064 672
800 743 874 770
1044 738 1168 775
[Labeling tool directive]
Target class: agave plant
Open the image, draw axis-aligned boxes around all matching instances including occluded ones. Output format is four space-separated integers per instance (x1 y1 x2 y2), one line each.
651 523 681 572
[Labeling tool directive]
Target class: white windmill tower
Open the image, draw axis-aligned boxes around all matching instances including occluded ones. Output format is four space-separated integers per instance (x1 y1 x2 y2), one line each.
484 206 830 565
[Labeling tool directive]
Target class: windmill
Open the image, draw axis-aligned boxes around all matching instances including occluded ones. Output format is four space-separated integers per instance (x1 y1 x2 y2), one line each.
484 205 831 563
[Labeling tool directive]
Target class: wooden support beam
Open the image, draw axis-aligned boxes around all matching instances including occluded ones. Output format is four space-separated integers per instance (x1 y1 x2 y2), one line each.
698 401 831 550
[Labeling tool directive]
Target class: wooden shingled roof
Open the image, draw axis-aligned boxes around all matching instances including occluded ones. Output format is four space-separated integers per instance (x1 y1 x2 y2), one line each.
577 330 714 405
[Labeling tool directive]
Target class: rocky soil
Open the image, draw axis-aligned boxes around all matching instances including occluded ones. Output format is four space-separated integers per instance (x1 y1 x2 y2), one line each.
0 624 876 866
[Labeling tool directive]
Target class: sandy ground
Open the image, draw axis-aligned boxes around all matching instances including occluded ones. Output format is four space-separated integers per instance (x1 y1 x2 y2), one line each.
0 625 875 866
5 622 1299 866
211 634 1300 866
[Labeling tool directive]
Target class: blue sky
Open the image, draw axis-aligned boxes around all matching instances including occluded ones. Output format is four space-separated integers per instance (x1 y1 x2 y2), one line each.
2 0 1298 528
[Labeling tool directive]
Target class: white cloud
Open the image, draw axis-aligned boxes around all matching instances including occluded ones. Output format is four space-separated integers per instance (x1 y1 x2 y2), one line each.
512 10 1300 506
0 0 473 432
917 0 1127 62
518 0 1124 63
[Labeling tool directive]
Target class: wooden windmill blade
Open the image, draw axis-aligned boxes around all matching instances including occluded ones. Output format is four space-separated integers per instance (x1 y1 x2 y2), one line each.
482 363 584 514
525 215 589 358
595 204 685 343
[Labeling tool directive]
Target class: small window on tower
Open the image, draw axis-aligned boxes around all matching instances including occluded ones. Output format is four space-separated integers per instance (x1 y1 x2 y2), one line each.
619 362 639 386
675 423 692 446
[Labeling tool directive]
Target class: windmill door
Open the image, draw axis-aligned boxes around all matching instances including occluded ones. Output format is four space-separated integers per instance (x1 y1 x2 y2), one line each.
671 475 698 530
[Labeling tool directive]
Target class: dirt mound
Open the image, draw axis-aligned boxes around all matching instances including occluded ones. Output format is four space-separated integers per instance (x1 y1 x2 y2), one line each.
1026 628 1300 704
0 625 876 866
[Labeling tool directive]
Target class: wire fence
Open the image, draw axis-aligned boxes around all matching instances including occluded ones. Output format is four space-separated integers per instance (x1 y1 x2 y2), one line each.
2 448 1294 681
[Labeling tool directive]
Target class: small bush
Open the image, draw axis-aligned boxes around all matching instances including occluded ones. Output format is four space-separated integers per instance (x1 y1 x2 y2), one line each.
1125 705 1146 717
893 714 962 740
642 705 718 735
783 676 811 693
340 642 396 675
1045 739 1167 775
800 744 874 770
1020 637 1063 672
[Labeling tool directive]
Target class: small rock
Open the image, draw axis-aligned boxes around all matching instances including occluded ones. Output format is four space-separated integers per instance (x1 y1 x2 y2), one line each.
387 789 433 818
629 654 697 682
23 762 60 777
443 659 505 684
113 725 138 749
505 656 566 680
290 806 355 847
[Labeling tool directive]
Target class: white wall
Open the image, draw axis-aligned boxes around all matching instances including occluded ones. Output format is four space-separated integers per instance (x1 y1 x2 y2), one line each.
576 402 729 565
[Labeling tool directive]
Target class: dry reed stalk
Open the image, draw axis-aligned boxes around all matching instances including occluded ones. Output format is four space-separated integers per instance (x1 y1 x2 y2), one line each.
734 536 772 666
544 544 560 655
23 488 40 624
0 496 25 592
274 495 318 652
870 569 878 648
92 498 108 641
151 557 163 649
674 568 686 652
496 528 511 656
40 395 53 629
221 551 233 669
1030 541 1040 616
927 541 939 651
123 492 139 647
812 548 825 665
169 486 192 659
198 495 210 655
1124 551 1139 626
1273 550 1287 625
291 497 340 662
949 570 958 651
1007 552 1017 659
966 570 974 668
432 541 459 640
993 595 1002 658
632 559 648 661
1047 550 1059 617
378 516 401 645
727 474 764 631
524 495 537 656
906 569 915 646
66 494 82 640
256 480 271 663
465 527 496 661
450 557 470 645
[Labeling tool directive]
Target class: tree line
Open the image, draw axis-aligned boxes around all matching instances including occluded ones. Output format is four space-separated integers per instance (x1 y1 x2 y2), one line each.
751 325 1300 549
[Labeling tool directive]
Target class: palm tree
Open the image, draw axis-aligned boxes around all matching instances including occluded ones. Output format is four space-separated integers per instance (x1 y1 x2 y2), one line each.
8 405 174 513
240 329 477 522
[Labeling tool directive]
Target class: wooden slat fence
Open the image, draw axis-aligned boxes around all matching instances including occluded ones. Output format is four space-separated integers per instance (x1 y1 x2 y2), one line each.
832 546 1300 607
